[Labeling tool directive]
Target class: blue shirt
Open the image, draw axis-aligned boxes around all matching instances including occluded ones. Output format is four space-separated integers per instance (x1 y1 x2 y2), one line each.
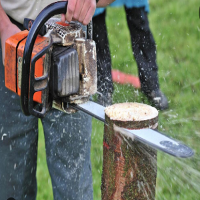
94 0 149 17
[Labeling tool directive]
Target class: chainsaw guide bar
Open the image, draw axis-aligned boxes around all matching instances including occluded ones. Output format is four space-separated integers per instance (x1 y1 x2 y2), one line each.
71 101 194 158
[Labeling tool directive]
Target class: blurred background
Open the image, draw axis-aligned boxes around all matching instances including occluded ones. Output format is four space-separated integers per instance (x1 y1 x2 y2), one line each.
37 0 200 199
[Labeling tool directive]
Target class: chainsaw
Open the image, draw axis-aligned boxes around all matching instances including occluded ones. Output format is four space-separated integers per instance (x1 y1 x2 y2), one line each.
4 1 194 158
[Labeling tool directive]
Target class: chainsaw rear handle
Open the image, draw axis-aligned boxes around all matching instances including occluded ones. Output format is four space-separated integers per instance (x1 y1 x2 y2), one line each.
21 1 93 116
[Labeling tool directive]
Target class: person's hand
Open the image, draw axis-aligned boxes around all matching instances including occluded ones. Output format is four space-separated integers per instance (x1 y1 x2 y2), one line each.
61 0 96 25
0 22 21 65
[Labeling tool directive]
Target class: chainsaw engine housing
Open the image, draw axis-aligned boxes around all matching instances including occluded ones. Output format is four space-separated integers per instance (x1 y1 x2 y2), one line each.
4 18 97 116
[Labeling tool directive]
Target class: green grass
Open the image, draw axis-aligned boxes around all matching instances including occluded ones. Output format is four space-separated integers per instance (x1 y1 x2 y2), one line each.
36 0 200 199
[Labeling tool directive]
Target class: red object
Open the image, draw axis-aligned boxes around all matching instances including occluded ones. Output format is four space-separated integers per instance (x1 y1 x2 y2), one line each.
112 69 141 89
56 21 69 26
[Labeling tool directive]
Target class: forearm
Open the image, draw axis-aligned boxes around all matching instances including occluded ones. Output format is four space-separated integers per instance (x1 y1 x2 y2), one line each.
0 3 12 38
0 2 21 64
97 0 115 7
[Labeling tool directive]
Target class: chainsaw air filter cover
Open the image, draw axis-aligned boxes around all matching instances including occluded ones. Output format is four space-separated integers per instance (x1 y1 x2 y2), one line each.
51 46 79 98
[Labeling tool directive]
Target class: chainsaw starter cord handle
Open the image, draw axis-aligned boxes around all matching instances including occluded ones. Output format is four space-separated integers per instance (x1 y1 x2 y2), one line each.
21 1 68 116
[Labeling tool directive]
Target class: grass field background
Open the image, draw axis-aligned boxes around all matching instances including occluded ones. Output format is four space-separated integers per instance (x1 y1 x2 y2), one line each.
37 0 200 199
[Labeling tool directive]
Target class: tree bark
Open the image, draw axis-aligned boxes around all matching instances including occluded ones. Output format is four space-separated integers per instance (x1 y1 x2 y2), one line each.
101 103 158 200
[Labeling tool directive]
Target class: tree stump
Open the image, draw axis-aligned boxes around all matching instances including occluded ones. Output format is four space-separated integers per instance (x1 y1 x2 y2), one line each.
101 102 158 200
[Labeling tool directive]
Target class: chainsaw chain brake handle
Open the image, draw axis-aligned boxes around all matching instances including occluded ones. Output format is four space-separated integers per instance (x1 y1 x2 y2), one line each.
21 1 93 117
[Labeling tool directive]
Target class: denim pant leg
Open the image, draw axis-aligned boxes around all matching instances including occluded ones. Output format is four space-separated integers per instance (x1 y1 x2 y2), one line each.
0 42 38 200
125 6 160 94
41 110 93 200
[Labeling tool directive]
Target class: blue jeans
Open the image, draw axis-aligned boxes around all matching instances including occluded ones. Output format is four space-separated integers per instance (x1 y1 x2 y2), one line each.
0 21 93 200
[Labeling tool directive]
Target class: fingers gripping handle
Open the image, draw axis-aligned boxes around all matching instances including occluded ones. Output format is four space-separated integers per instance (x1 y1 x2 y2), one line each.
21 1 68 116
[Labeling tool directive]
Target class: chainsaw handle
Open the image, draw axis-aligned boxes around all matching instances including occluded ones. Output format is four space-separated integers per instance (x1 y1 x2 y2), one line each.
21 1 68 116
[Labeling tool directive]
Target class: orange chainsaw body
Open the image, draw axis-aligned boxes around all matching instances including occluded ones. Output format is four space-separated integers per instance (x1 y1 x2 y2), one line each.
5 30 49 103
4 3 97 118
4 18 97 117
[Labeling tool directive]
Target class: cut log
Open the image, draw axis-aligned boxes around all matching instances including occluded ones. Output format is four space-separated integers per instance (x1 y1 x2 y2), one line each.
101 102 158 200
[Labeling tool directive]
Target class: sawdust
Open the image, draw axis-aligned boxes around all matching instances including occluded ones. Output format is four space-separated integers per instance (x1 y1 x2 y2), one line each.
105 102 158 121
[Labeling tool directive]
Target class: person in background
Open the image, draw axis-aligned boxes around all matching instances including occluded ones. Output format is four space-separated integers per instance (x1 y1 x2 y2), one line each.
93 0 169 110
0 0 115 199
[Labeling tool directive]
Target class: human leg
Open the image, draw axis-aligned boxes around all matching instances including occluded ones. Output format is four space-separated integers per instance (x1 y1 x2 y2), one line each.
0 41 39 200
125 6 168 110
41 110 93 200
93 10 113 106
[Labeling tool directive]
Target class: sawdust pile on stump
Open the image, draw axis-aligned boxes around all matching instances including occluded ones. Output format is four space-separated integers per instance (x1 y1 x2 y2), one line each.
105 102 158 121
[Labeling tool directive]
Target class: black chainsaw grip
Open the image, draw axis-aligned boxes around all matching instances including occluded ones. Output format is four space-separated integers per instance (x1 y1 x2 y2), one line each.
21 1 68 116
